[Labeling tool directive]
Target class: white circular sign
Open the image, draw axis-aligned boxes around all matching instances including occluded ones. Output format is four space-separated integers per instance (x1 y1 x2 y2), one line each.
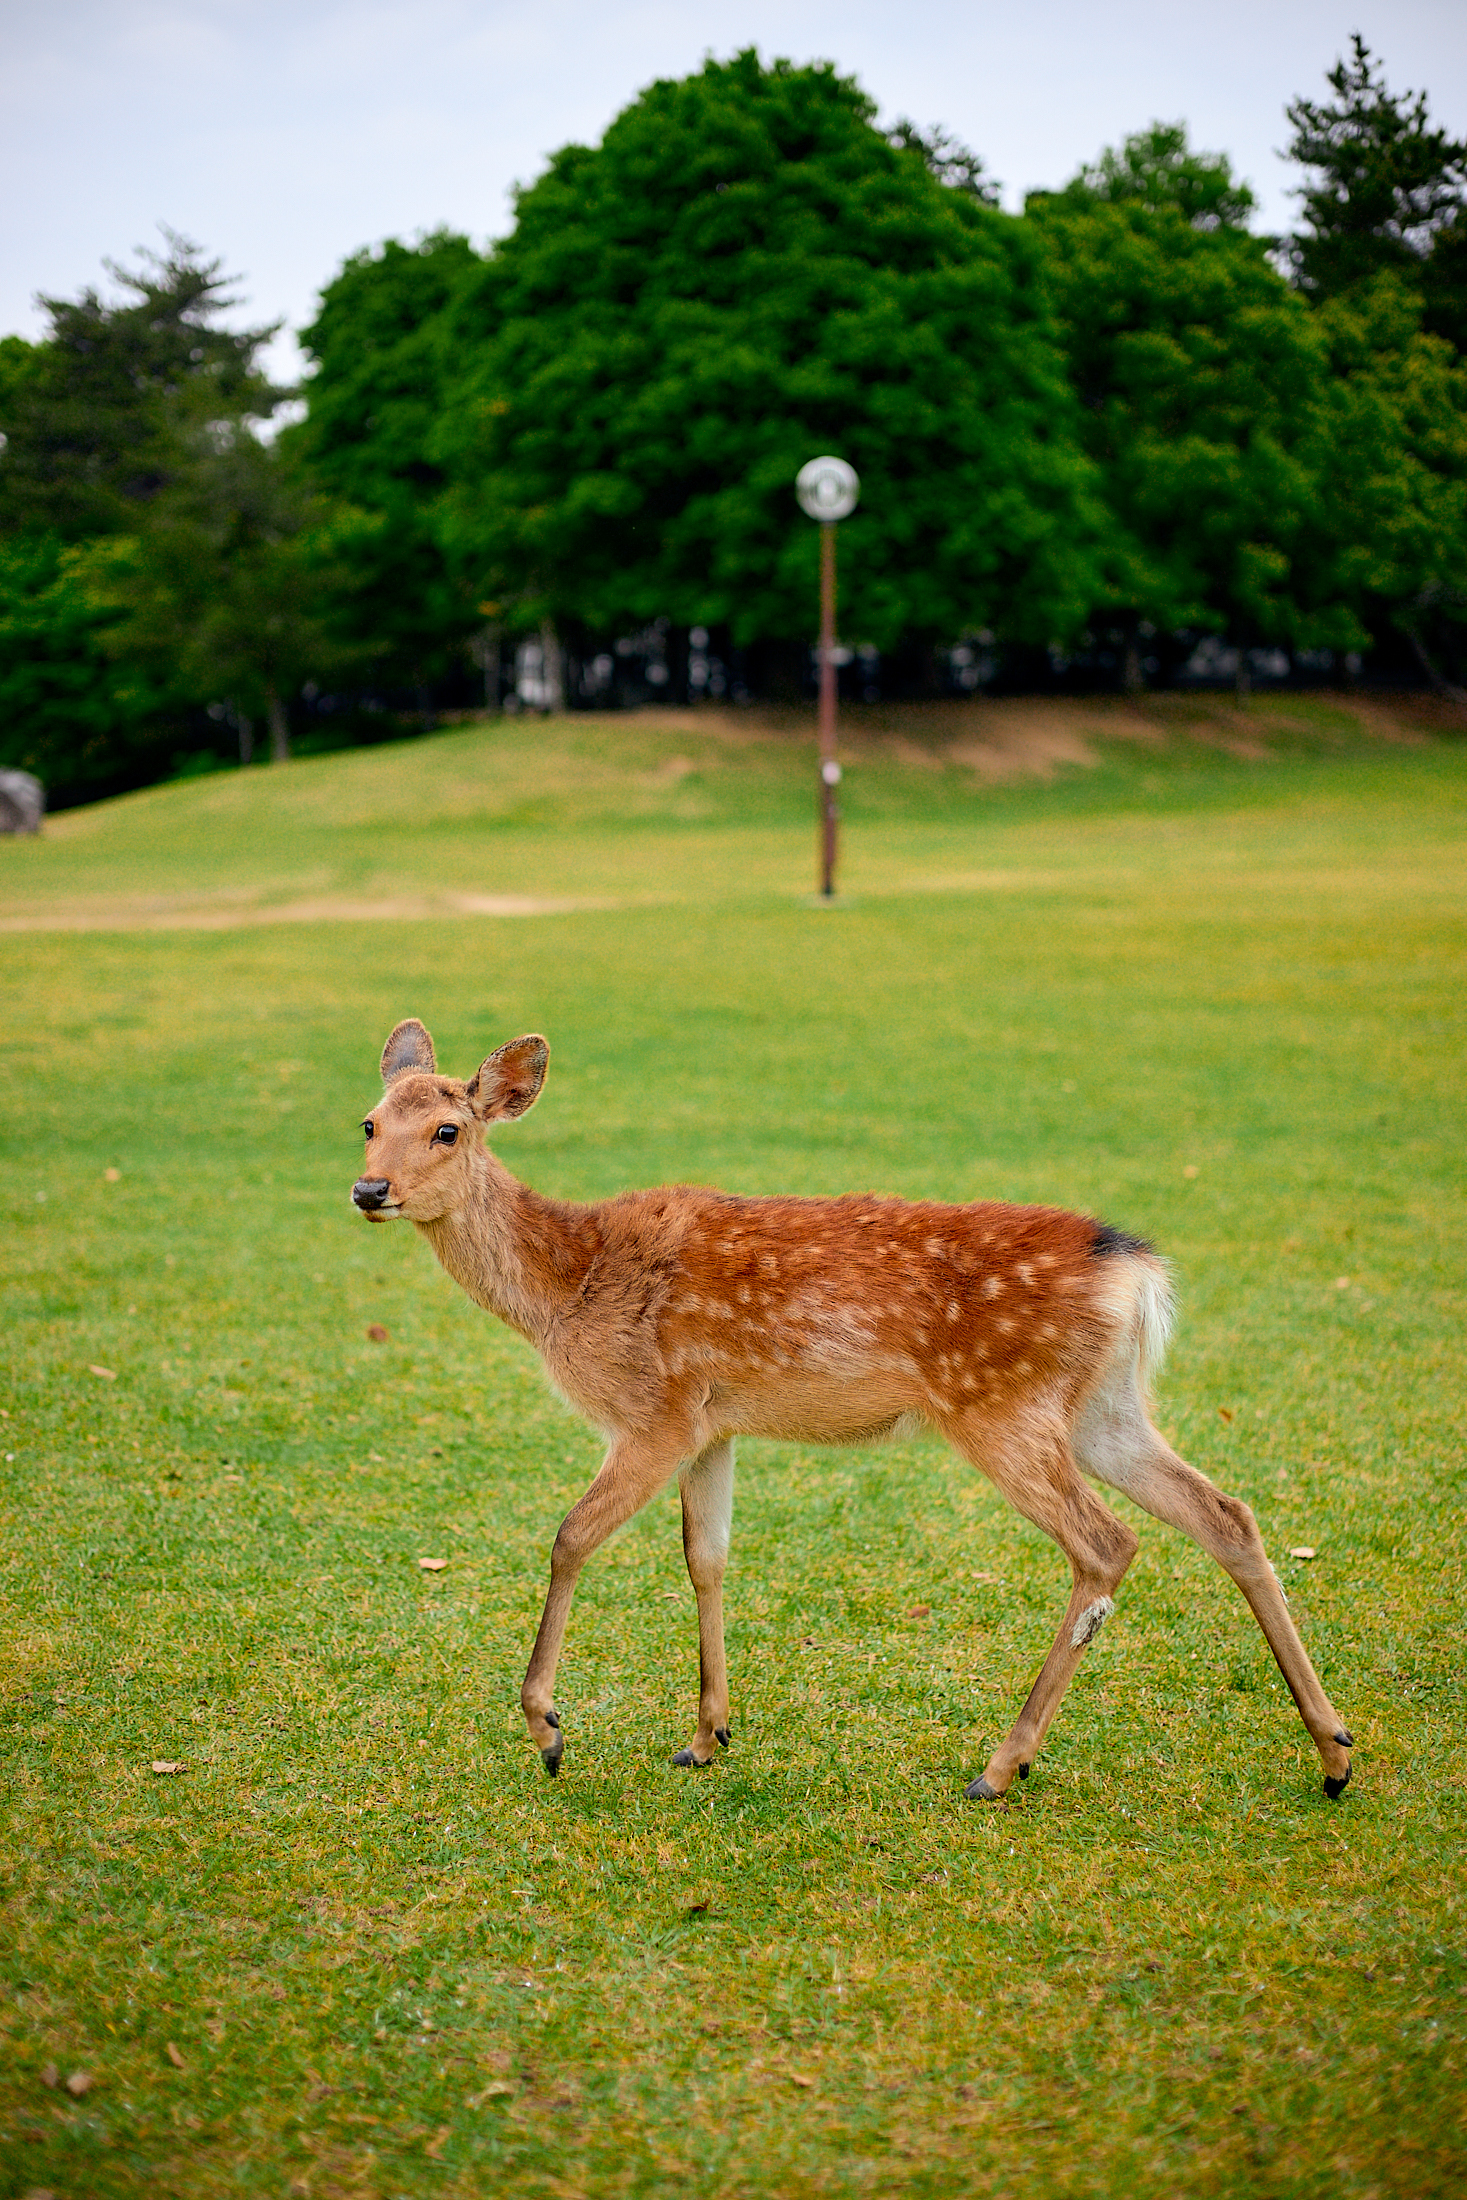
796 455 859 523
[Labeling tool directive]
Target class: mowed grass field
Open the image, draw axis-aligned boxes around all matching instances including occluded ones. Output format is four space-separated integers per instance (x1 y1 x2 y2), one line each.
1 693 1464 2199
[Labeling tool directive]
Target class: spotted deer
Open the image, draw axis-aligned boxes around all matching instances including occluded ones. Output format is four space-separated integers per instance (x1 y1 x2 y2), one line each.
351 1020 1353 1803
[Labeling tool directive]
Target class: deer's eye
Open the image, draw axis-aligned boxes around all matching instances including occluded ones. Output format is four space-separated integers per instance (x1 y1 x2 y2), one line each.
433 1124 459 1146
362 1120 375 1138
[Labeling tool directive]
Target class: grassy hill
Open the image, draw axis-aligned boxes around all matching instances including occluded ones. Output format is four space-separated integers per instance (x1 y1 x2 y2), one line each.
2 691 1464 2198
5 689 1462 930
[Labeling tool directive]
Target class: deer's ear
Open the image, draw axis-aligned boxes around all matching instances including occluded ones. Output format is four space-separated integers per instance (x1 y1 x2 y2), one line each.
468 1035 549 1121
381 1019 436 1082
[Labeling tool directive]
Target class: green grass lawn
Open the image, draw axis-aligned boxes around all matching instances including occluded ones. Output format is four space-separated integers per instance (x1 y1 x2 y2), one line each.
2 695 1464 2198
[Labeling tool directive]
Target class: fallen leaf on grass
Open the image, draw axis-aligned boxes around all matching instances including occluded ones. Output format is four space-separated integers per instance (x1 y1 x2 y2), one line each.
473 2081 517 2102
1333 1277 1351 1291
906 1603 931 1619
64 2071 93 2097
104 1167 121 1182
1217 1407 1234 1423
425 2126 451 2157
418 1557 448 1572
366 1324 390 1343
88 1365 116 1381
151 1760 184 1775
1288 1546 1318 1561
789 2073 815 2089
165 2041 185 2070
39 2062 59 2089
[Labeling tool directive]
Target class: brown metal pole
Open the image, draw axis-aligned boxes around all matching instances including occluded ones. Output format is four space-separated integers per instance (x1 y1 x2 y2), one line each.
818 519 839 897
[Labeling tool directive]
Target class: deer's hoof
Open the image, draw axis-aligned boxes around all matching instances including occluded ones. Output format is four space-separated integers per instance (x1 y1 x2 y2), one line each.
715 1727 731 1749
539 1713 563 1776
965 1774 1003 1802
1018 1762 1030 1779
1324 1761 1352 1801
672 1746 713 1769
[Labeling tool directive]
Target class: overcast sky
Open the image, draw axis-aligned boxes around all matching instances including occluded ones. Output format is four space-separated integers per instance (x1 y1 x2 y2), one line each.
3 1 1465 384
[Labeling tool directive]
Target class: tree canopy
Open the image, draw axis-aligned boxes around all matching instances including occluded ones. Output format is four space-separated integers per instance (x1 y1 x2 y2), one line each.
1285 36 1467 354
1027 129 1350 672
286 231 484 694
431 51 1104 653
0 234 281 542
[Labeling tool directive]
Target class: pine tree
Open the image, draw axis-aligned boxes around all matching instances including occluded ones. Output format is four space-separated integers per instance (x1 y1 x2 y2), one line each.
1285 36 1467 353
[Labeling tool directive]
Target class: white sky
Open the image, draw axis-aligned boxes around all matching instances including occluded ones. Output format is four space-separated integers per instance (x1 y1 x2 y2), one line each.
3 1 1465 384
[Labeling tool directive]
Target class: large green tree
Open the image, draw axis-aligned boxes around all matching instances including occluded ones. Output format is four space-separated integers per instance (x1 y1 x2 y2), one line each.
431 51 1103 656
1306 274 1467 695
0 234 281 543
1027 126 1354 689
1285 37 1467 356
99 404 369 761
0 532 173 801
289 232 484 695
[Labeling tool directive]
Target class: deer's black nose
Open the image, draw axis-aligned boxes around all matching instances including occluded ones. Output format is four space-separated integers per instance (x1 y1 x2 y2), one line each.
353 1178 391 1211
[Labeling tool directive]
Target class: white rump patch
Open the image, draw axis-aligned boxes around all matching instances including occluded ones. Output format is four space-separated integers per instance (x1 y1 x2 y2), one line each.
1071 1597 1115 1648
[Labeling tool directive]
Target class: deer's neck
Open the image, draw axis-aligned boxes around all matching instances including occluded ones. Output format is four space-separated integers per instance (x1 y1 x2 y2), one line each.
419 1152 591 1346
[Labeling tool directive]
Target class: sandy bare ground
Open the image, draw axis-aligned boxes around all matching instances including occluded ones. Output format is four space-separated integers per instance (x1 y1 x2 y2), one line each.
0 891 628 934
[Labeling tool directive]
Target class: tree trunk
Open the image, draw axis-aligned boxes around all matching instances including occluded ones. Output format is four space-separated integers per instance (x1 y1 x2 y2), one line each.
1406 627 1467 708
266 685 290 762
1234 647 1251 703
1122 630 1144 696
237 708 254 767
470 623 501 711
540 620 565 713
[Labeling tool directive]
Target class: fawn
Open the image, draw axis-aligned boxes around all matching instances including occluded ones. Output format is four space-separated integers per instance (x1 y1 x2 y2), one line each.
352 1020 1352 1803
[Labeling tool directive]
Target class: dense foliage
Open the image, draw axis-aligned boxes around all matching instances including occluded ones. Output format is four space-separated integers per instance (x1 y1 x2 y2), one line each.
1027 131 1354 684
431 54 1103 654
1285 36 1467 355
289 233 484 697
3 44 1467 806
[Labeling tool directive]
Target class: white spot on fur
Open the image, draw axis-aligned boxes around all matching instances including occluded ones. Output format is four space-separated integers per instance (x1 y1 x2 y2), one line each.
983 1276 1002 1299
1071 1597 1115 1648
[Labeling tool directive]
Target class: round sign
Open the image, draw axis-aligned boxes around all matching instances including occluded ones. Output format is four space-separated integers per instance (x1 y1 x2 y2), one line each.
796 455 859 523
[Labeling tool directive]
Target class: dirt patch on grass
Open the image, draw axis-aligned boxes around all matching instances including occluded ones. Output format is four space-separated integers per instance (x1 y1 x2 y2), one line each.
0 890 633 934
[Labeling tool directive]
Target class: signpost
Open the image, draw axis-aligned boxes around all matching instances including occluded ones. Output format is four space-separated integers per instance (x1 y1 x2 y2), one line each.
795 455 859 899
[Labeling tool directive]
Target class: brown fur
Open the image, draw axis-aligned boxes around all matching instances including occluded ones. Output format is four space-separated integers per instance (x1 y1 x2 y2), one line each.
352 1020 1353 1801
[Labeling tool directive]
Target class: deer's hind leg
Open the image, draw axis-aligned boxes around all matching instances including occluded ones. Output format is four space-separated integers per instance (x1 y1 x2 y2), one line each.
1073 1379 1353 1797
944 1408 1139 1801
673 1436 735 1768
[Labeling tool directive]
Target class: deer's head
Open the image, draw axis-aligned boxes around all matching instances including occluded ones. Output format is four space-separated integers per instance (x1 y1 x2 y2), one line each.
351 1019 549 1222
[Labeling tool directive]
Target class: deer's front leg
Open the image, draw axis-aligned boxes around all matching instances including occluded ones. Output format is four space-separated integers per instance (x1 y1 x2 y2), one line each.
673 1437 735 1768
522 1436 686 1774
